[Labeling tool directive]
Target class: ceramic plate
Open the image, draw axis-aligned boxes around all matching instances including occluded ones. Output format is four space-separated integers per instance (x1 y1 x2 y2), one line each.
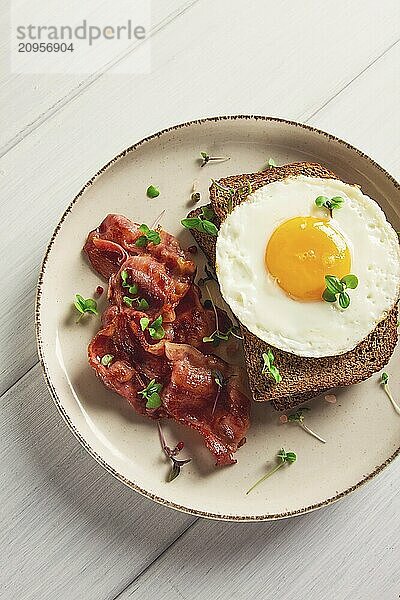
36 116 400 521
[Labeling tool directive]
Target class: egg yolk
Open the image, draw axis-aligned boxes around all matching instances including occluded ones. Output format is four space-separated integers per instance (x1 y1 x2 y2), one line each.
265 216 351 301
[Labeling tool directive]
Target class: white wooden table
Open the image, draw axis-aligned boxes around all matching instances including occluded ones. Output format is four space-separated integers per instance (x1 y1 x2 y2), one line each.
1 2 399 598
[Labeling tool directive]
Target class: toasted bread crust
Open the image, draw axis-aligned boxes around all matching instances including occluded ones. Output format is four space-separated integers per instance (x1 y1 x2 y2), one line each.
187 162 398 411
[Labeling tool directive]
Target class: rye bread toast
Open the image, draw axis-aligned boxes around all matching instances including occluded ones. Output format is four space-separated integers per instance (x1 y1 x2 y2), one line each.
187 162 398 411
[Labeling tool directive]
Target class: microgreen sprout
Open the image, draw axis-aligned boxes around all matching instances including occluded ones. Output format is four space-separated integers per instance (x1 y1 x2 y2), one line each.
287 408 326 443
212 178 252 213
146 185 160 199
267 157 276 168
380 373 400 415
200 151 230 167
135 223 161 247
197 264 218 287
262 350 282 383
120 270 149 310
140 314 165 340
100 354 114 367
138 378 163 409
157 421 191 482
74 294 98 322
322 274 358 308
181 205 218 237
202 283 243 347
315 195 345 218
211 369 227 415
246 448 297 494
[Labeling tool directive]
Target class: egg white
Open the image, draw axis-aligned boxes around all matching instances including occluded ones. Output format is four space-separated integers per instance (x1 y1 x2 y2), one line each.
216 175 400 357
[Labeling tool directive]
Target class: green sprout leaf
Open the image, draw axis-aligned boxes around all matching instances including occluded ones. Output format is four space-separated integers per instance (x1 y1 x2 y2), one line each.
246 448 297 494
137 298 149 310
322 274 358 309
262 350 282 383
123 296 134 308
143 315 165 340
100 354 114 367
74 294 98 322
267 157 276 168
315 195 345 217
325 275 344 294
341 274 358 289
146 392 162 409
139 379 163 409
322 289 337 302
146 185 160 199
200 151 230 167
181 212 218 237
286 408 326 443
140 317 150 331
338 291 350 309
315 195 329 207
135 223 161 247
121 270 129 286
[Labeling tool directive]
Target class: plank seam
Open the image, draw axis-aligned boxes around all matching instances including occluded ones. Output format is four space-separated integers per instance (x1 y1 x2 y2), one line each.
109 518 199 600
306 37 400 122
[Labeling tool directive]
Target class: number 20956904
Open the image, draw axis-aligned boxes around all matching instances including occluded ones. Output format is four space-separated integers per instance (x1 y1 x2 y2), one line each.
18 42 74 52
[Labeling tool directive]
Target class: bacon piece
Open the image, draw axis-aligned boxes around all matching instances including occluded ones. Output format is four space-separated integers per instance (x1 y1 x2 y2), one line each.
163 343 251 466
109 256 189 322
172 285 232 352
84 214 196 282
84 236 128 279
88 312 172 417
85 214 251 466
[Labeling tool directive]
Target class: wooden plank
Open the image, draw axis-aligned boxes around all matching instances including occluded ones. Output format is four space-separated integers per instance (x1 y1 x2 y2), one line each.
113 41 400 600
0 364 195 600
310 41 400 180
0 0 199 152
1 0 400 395
119 464 399 600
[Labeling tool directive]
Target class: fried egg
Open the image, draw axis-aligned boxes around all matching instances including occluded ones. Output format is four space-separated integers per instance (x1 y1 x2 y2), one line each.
216 175 400 357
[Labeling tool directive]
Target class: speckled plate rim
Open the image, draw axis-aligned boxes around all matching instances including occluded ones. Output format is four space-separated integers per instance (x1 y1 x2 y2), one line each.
35 115 400 522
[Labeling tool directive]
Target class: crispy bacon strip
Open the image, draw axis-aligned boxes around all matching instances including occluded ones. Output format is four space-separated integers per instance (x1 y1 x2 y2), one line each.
163 343 250 466
84 213 196 281
86 214 251 465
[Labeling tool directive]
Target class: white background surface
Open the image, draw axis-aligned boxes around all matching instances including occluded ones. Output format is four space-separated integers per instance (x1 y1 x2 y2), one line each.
1 1 399 598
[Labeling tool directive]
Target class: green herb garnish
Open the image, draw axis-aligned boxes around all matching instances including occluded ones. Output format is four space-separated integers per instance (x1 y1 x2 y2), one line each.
121 270 138 295
135 223 161 247
140 314 165 340
157 422 191 482
315 195 344 218
211 369 226 415
121 271 148 310
246 448 297 494
74 294 98 322
287 408 326 443
181 205 218 237
202 283 243 347
137 298 149 310
101 354 114 367
212 178 252 213
380 373 400 415
322 274 358 308
200 151 230 167
267 157 276 168
146 185 160 199
262 350 282 383
139 378 163 409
